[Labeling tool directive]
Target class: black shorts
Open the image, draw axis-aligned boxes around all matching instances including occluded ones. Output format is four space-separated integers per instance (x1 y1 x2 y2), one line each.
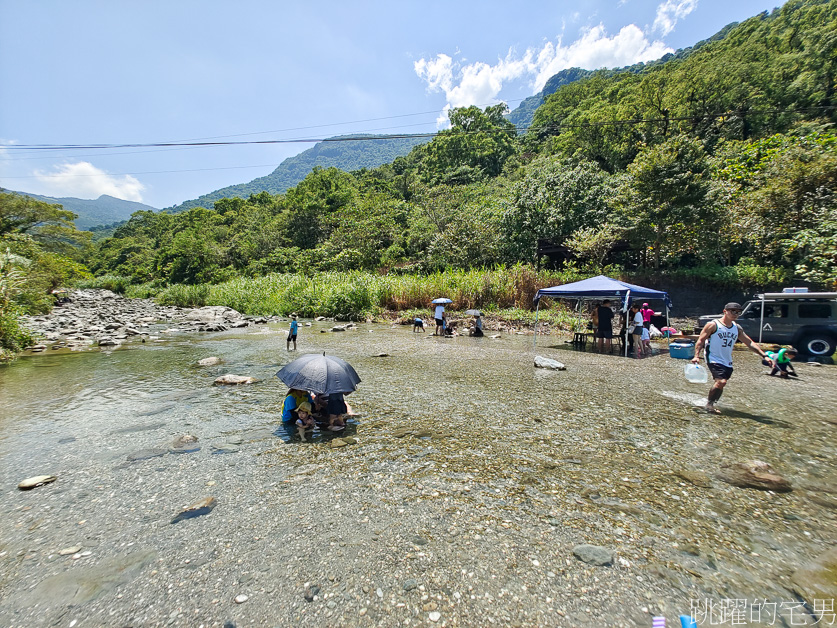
708 363 733 381
435 318 443 326
287 334 297 342
597 327 613 339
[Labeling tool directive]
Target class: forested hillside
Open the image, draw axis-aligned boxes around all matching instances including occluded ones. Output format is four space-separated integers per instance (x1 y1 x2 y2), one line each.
2 0 836 355
1 190 157 230
165 134 431 213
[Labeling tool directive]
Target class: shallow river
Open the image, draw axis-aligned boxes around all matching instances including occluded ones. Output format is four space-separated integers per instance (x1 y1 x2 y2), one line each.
1 321 835 627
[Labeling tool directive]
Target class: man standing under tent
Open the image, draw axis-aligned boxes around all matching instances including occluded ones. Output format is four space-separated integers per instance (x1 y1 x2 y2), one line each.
596 300 614 353
691 302 769 414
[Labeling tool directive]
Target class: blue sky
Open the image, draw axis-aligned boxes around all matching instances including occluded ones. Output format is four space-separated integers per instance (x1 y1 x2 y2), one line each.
0 0 782 209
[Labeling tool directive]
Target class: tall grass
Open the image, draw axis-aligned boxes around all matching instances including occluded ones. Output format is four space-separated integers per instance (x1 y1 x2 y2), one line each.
199 265 586 320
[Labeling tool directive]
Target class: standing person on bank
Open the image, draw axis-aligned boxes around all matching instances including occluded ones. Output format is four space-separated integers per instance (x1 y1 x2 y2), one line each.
596 300 614 353
630 304 646 357
287 314 299 351
691 302 769 414
640 303 655 329
434 302 446 336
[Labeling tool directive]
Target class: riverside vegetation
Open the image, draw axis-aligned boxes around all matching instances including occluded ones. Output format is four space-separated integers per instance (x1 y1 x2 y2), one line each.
2 0 837 360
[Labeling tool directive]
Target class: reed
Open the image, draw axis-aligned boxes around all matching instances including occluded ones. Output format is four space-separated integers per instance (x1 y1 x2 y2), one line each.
193 266 587 322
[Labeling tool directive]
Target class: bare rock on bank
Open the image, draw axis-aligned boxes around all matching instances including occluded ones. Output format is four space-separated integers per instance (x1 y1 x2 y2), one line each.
534 355 566 370
717 460 792 492
18 475 57 490
214 374 257 385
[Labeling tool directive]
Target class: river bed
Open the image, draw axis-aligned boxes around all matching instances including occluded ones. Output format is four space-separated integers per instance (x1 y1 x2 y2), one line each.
0 320 835 627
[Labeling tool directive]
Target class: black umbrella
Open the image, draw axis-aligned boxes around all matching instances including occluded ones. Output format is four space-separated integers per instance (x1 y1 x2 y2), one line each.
275 353 361 395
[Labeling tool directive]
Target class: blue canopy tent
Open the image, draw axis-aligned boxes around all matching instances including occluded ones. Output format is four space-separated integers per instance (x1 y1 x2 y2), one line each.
533 275 673 356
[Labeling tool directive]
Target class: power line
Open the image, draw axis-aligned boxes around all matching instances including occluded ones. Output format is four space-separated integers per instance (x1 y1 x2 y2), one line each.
1 105 832 180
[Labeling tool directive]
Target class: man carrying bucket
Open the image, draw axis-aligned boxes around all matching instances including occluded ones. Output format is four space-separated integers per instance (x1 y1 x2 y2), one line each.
691 302 769 414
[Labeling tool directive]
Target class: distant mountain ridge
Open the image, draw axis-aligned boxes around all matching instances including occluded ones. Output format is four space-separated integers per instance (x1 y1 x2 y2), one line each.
3 190 158 230
164 134 431 213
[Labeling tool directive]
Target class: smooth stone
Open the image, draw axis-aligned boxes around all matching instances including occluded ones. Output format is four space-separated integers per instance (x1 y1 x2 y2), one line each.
534 355 566 370
126 448 168 462
171 434 199 449
675 469 713 488
18 475 57 490
234 594 248 604
329 438 348 448
213 374 257 385
211 444 240 454
58 546 82 556
403 578 418 591
198 357 222 366
790 547 837 621
429 611 441 622
572 544 614 566
171 497 217 524
717 460 792 492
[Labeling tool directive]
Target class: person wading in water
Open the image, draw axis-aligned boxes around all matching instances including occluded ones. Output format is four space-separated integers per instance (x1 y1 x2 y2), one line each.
691 302 769 414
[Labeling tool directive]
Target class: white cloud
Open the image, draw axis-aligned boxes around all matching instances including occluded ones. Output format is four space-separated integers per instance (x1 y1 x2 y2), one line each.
415 24 672 127
32 162 145 202
653 0 699 36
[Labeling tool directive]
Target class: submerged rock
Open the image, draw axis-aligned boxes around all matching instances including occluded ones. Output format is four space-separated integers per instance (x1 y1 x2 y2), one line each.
573 544 614 566
171 497 217 524
791 548 837 620
717 460 792 492
18 475 57 490
214 374 257 385
198 357 222 366
534 355 566 370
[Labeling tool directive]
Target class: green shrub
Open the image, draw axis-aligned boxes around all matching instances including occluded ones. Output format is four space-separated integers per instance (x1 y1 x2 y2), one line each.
76 274 132 294
156 283 210 308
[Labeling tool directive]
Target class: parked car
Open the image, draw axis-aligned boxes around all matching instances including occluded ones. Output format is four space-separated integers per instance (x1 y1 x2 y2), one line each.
697 291 837 357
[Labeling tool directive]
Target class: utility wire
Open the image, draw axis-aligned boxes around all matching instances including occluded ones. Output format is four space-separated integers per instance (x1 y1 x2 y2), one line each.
4 104 833 153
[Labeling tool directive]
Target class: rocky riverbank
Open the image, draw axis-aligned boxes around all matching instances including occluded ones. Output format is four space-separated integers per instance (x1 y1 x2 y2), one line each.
19 289 273 352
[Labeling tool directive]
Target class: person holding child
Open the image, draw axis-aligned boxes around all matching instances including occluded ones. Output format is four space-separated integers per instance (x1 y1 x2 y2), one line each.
282 388 313 424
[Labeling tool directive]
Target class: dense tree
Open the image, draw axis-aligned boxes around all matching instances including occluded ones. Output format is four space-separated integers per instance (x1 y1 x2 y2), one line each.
619 135 713 269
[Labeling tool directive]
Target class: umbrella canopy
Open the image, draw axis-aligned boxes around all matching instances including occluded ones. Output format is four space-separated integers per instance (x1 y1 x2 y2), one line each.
432 298 452 304
466 309 481 316
276 353 361 395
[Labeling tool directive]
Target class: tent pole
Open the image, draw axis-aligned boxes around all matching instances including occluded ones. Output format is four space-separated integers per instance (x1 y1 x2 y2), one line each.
625 289 631 357
533 299 541 351
758 293 765 344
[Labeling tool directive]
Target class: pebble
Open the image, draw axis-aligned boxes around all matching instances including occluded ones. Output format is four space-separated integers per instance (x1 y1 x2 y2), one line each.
429 611 441 622
234 594 248 604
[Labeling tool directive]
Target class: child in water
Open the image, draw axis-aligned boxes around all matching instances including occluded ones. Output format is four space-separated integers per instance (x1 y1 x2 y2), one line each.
762 346 798 378
295 402 316 439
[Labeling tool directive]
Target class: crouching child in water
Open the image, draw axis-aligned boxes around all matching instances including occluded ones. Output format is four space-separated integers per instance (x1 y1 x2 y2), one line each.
295 402 316 439
762 347 798 378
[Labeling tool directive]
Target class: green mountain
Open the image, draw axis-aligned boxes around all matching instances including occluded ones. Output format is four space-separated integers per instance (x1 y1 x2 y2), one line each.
506 20 741 130
164 134 431 213
3 190 158 230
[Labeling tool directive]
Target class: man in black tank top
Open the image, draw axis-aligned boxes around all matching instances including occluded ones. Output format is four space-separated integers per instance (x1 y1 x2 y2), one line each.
691 302 769 414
